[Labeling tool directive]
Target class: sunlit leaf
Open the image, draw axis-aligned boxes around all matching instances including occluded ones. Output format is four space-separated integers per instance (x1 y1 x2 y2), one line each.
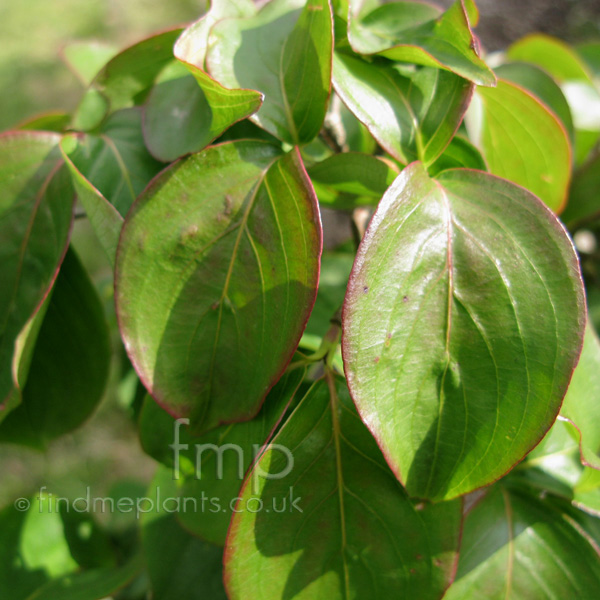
444 484 600 599
225 373 461 599
207 0 334 144
116 141 321 433
347 0 495 86
342 163 586 501
468 78 572 213
333 51 472 164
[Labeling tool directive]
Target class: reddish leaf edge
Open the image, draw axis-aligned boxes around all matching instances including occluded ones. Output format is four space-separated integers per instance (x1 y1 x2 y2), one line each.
114 140 323 431
340 162 587 503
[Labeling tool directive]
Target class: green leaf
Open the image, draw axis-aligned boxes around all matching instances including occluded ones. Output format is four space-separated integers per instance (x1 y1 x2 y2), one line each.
61 41 119 87
508 34 594 84
142 468 227 600
578 42 600 77
142 60 262 162
561 153 600 226
0 248 110 449
175 0 257 70
60 137 123 266
302 248 354 350
560 324 600 470
469 78 572 213
347 0 496 86
83 29 183 114
115 141 321 433
207 0 334 145
17 112 71 133
0 494 81 600
342 163 586 501
61 108 164 217
308 152 399 208
25 556 144 600
444 484 600 599
495 62 575 140
139 367 306 545
224 373 461 599
0 132 74 419
333 52 472 165
427 134 487 176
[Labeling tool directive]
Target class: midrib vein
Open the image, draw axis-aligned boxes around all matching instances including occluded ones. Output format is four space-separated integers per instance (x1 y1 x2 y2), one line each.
200 164 273 426
423 186 454 497
326 370 351 599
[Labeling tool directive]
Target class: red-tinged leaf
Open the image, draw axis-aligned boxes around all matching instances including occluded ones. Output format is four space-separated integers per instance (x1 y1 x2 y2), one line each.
115 141 321 434
0 132 74 420
342 162 585 501
224 373 461 599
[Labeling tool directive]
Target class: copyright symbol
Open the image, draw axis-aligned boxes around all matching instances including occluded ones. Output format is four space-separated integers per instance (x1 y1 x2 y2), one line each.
14 498 30 511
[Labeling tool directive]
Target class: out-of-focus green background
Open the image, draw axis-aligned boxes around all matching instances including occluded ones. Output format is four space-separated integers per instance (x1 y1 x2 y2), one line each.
0 0 206 130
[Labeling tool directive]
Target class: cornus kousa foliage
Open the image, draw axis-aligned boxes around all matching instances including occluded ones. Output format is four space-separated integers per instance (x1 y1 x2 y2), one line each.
3 0 600 598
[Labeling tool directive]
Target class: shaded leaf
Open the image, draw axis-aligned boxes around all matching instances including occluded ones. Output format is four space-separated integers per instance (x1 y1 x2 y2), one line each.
333 51 472 165
142 468 227 600
142 59 262 163
469 78 572 213
25 556 143 600
139 367 306 545
60 136 123 266
561 153 600 227
62 108 164 217
115 141 321 433
347 0 495 86
207 0 334 144
0 132 74 419
444 484 600 599
224 373 462 599
427 134 487 176
342 163 586 501
0 248 110 449
308 151 399 208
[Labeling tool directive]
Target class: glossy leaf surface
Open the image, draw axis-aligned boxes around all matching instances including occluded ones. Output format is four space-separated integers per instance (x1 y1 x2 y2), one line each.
0 249 110 448
348 0 495 86
62 41 119 86
444 484 600 599
0 132 73 417
225 374 461 599
139 367 306 545
471 79 572 213
342 163 586 501
333 52 472 165
207 0 333 144
116 141 321 433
